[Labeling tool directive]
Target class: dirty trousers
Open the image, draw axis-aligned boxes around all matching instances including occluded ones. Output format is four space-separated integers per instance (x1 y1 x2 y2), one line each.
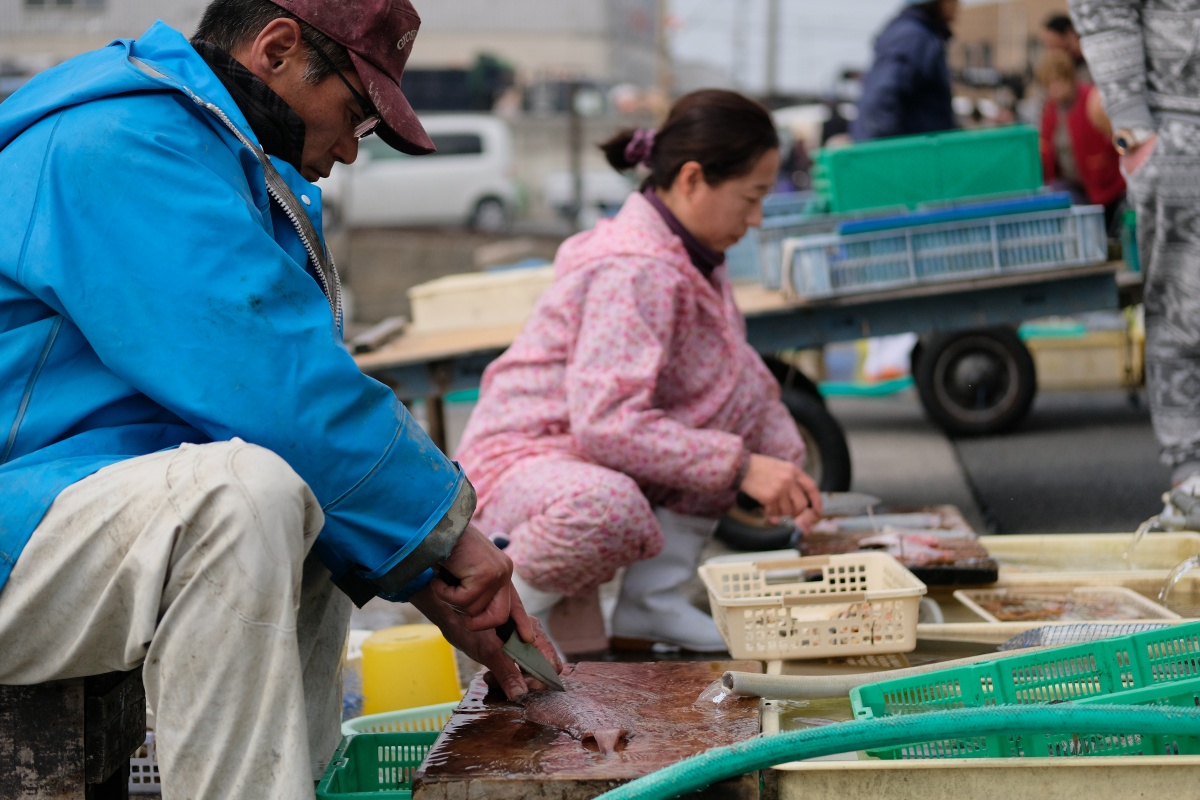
0 440 351 799
475 456 665 596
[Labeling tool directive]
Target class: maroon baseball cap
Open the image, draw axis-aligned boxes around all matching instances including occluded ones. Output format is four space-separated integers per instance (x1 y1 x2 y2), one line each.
267 0 434 155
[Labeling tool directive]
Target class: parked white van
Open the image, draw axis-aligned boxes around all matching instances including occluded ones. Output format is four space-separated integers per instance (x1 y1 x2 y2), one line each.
320 114 520 232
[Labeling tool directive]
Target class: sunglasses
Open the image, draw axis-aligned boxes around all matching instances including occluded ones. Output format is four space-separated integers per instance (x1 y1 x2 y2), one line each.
304 37 381 139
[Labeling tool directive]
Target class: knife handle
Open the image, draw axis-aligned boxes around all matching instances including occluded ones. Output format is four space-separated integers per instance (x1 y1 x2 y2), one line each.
495 617 517 642
434 566 519 644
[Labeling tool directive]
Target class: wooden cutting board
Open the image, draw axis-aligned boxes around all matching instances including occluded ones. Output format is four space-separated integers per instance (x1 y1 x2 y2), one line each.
413 660 763 800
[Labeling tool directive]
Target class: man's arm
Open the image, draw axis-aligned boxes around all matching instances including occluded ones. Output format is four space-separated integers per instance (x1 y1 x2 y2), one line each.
1070 0 1153 133
18 93 466 604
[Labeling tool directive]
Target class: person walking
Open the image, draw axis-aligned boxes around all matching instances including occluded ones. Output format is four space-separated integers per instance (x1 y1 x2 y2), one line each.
851 0 960 141
0 2 558 797
1070 0 1200 487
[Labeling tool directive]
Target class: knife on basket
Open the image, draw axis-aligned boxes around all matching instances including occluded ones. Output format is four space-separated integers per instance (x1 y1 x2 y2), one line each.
435 565 566 692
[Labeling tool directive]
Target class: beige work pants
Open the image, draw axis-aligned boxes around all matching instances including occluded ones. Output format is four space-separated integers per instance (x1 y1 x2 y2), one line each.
0 440 352 799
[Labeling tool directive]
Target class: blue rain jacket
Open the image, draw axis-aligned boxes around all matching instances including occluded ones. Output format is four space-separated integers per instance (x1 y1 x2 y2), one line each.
851 7 956 141
0 22 471 601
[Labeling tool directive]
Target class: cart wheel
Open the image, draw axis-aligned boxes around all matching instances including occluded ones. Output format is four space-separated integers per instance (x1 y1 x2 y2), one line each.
780 384 853 491
760 356 853 492
913 327 1037 436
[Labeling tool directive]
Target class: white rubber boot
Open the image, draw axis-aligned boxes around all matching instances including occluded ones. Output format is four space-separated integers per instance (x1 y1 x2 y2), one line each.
509 571 562 623
609 507 727 653
510 572 608 658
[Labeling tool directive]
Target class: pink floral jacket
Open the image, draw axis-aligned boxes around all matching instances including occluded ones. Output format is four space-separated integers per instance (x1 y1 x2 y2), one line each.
456 191 806 517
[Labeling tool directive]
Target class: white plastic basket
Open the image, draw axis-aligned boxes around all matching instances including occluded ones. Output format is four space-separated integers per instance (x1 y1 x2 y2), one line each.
698 552 927 660
783 205 1108 299
128 731 160 795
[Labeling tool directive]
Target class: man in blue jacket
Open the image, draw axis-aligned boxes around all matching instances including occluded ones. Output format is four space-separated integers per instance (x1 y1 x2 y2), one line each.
851 0 960 140
0 0 558 796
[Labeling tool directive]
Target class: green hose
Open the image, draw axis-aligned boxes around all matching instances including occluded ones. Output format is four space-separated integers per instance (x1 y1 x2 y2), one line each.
593 705 1200 800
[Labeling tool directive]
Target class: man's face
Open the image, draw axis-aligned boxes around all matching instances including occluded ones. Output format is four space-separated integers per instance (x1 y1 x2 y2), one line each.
234 19 368 181
940 0 960 24
277 64 369 181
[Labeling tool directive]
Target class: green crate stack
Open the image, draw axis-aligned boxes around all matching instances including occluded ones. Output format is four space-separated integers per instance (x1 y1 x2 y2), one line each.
317 731 439 798
812 126 1043 214
850 620 1200 760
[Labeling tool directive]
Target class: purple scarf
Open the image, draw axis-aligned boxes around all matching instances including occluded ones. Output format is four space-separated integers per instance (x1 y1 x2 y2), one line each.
641 188 726 280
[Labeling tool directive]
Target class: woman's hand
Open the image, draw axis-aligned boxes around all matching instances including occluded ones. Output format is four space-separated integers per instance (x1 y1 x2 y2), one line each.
1121 133 1158 178
739 454 823 533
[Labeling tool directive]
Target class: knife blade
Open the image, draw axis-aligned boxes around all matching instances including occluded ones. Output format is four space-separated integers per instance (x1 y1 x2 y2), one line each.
496 616 566 692
434 564 566 692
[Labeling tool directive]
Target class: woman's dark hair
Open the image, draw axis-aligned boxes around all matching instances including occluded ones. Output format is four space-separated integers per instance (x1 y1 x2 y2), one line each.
191 0 351 84
599 89 779 189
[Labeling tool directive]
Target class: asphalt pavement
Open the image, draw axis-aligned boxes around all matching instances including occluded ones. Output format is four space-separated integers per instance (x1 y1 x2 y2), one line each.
828 385 1171 536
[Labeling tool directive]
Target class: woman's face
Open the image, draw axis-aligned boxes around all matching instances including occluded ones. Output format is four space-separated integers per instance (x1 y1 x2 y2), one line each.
675 148 780 253
1048 76 1075 106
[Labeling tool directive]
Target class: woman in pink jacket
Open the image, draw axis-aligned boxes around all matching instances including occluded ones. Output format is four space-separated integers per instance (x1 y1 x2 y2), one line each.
456 90 821 656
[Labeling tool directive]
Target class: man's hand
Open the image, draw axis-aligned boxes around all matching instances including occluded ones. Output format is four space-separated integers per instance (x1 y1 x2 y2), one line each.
410 582 563 700
739 454 823 533
429 524 515 632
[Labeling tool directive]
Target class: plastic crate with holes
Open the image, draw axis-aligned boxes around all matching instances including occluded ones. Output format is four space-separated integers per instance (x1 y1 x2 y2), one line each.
850 619 1200 759
697 552 927 660
321 702 459 798
317 731 438 799
783 204 1108 300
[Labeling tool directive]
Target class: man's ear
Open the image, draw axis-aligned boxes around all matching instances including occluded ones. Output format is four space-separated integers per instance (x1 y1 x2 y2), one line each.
234 17 306 84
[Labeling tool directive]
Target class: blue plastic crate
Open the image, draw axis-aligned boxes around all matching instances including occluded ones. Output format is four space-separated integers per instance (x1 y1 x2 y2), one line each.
785 205 1108 300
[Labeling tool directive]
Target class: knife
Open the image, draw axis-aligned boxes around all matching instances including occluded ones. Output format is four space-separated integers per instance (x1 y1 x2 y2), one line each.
434 565 566 692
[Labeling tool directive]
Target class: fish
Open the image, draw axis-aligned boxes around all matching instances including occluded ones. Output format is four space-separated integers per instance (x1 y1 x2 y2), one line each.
520 685 637 755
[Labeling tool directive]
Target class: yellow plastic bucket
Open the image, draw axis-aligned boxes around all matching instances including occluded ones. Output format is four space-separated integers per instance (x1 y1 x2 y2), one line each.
360 625 462 715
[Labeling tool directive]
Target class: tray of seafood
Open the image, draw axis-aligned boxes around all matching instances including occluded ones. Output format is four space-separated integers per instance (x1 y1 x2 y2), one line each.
800 505 999 585
953 585 1179 623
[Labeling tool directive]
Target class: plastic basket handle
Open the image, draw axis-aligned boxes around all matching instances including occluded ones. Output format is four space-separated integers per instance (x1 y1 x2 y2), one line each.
783 592 868 606
752 556 832 571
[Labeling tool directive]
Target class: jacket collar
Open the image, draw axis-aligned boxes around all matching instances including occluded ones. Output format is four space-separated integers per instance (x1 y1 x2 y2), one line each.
192 41 306 173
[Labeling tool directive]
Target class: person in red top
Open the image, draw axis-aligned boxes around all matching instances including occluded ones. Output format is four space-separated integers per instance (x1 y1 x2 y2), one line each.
1036 48 1126 231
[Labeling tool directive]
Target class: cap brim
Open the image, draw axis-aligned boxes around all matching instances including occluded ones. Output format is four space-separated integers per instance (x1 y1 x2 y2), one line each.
348 52 434 156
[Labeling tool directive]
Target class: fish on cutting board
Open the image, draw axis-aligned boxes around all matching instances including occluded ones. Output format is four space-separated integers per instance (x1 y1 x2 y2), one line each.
518 665 643 755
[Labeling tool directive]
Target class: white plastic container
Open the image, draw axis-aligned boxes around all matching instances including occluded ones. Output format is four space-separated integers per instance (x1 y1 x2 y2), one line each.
407 266 554 334
699 552 927 660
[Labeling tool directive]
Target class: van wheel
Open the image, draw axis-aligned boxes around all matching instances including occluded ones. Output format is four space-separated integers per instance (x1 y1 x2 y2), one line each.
470 197 510 233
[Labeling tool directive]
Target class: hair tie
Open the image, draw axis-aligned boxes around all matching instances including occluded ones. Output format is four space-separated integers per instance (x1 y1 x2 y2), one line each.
624 128 656 167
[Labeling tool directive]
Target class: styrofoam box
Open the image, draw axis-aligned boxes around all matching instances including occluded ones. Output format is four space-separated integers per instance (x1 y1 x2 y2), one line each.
1025 330 1144 391
762 655 1200 799
407 266 555 334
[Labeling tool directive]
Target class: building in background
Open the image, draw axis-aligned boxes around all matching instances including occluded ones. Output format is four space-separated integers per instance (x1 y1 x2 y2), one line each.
0 0 662 111
949 0 1069 121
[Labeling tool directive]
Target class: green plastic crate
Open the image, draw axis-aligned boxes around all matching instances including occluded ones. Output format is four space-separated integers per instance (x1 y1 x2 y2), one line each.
812 126 1042 214
317 731 438 798
341 701 459 736
850 619 1200 759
